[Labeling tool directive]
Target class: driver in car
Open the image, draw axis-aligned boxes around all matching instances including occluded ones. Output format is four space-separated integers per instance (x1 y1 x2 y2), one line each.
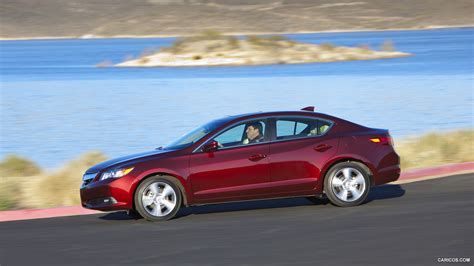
243 122 264 144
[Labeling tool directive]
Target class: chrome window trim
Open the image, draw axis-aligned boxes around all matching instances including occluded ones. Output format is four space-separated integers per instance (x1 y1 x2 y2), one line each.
192 115 334 153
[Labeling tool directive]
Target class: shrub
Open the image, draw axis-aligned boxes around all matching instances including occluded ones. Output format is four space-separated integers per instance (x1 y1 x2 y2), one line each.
96 60 113 68
246 35 262 45
0 176 23 210
319 42 335 51
227 36 239 49
139 57 150 64
397 130 474 170
205 44 222 52
246 35 287 48
0 155 41 177
199 29 222 39
381 40 395 52
164 38 186 54
267 35 290 42
345 55 359 61
21 151 108 209
357 44 371 51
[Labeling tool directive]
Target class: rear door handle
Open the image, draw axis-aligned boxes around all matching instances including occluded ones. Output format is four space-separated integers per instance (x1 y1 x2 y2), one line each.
248 154 267 161
314 144 332 152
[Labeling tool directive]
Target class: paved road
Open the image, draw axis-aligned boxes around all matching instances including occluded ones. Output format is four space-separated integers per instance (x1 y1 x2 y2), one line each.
1 174 473 266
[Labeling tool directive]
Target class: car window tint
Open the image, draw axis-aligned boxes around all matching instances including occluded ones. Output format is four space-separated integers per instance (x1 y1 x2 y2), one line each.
214 124 245 146
319 120 332 134
276 120 295 137
213 120 266 149
276 117 331 140
295 122 308 134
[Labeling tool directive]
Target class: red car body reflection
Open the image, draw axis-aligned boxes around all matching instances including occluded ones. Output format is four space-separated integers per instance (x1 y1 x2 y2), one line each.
80 108 400 221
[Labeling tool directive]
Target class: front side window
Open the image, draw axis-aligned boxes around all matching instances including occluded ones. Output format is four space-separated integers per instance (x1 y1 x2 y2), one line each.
275 117 332 140
163 118 229 150
213 119 267 149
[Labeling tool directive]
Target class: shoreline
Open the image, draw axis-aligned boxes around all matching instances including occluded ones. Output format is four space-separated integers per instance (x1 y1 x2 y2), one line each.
1 25 472 41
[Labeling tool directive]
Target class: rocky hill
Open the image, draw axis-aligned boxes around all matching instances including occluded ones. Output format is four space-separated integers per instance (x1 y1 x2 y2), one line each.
1 0 473 39
114 31 411 67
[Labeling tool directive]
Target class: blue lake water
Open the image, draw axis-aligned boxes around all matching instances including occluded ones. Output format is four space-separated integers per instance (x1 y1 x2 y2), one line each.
0 28 473 168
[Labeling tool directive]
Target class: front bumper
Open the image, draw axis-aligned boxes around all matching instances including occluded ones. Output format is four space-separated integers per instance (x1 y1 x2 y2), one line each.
80 175 135 211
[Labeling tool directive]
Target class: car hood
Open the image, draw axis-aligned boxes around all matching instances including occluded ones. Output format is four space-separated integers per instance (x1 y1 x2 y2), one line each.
85 149 175 174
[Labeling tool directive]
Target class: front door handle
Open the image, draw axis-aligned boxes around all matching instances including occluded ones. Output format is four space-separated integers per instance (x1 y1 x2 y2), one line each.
314 144 332 152
248 154 267 161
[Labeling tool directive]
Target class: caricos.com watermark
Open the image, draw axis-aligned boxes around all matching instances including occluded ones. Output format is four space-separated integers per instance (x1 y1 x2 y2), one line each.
437 257 471 263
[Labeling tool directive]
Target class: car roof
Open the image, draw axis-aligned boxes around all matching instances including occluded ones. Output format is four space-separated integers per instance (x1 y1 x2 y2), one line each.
222 110 338 121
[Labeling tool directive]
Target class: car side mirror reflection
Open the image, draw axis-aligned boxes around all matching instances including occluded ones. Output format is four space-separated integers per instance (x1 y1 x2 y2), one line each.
202 141 218 152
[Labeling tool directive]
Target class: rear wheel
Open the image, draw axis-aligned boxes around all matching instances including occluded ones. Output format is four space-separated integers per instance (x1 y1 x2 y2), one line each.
324 162 371 207
134 176 182 221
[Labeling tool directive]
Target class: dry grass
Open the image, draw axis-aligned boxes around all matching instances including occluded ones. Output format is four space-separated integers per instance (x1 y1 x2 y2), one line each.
0 176 25 210
138 57 150 64
95 60 113 68
0 151 107 210
396 130 474 170
246 35 291 48
319 42 335 51
0 155 41 177
380 40 395 52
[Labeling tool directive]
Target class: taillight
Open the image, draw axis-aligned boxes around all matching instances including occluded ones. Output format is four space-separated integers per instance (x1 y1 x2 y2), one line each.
370 136 393 145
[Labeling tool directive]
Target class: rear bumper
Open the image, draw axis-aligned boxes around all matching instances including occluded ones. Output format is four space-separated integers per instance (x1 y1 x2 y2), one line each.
372 148 401 186
374 164 401 186
80 176 135 211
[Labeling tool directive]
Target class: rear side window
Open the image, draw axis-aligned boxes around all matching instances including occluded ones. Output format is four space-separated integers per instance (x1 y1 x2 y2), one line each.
275 117 332 140
319 120 332 134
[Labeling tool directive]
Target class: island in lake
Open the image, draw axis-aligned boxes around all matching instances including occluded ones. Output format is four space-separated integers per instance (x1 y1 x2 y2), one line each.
114 31 411 67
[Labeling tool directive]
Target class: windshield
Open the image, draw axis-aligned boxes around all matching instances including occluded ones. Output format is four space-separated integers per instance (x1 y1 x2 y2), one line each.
162 118 228 150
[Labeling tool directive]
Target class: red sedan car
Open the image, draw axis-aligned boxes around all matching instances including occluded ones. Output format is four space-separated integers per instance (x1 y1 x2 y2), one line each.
80 107 400 221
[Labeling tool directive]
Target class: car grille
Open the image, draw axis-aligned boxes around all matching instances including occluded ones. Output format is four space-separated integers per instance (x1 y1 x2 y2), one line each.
81 173 97 188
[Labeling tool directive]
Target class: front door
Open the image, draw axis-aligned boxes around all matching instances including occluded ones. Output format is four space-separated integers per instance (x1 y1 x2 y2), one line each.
189 119 271 202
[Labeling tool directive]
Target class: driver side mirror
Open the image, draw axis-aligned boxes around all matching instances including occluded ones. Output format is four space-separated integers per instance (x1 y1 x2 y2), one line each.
202 141 218 152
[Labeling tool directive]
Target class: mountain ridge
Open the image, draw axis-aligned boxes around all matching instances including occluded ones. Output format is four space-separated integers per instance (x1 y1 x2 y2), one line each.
1 0 473 39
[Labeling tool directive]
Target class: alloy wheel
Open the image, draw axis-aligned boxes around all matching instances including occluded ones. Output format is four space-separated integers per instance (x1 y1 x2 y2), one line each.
141 181 177 217
330 167 366 202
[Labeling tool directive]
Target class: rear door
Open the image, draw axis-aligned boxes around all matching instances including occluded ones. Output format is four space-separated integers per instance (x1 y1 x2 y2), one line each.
267 116 338 194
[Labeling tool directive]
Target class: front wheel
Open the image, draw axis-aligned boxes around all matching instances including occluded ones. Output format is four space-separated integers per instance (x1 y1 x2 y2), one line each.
324 162 371 207
134 176 182 221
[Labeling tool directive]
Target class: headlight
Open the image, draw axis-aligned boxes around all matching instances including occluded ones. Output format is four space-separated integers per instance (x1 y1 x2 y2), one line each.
100 167 134 181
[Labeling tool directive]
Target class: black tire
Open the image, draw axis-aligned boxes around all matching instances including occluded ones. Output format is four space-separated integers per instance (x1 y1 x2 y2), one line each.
134 176 182 221
324 161 371 207
126 209 142 219
306 195 327 204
